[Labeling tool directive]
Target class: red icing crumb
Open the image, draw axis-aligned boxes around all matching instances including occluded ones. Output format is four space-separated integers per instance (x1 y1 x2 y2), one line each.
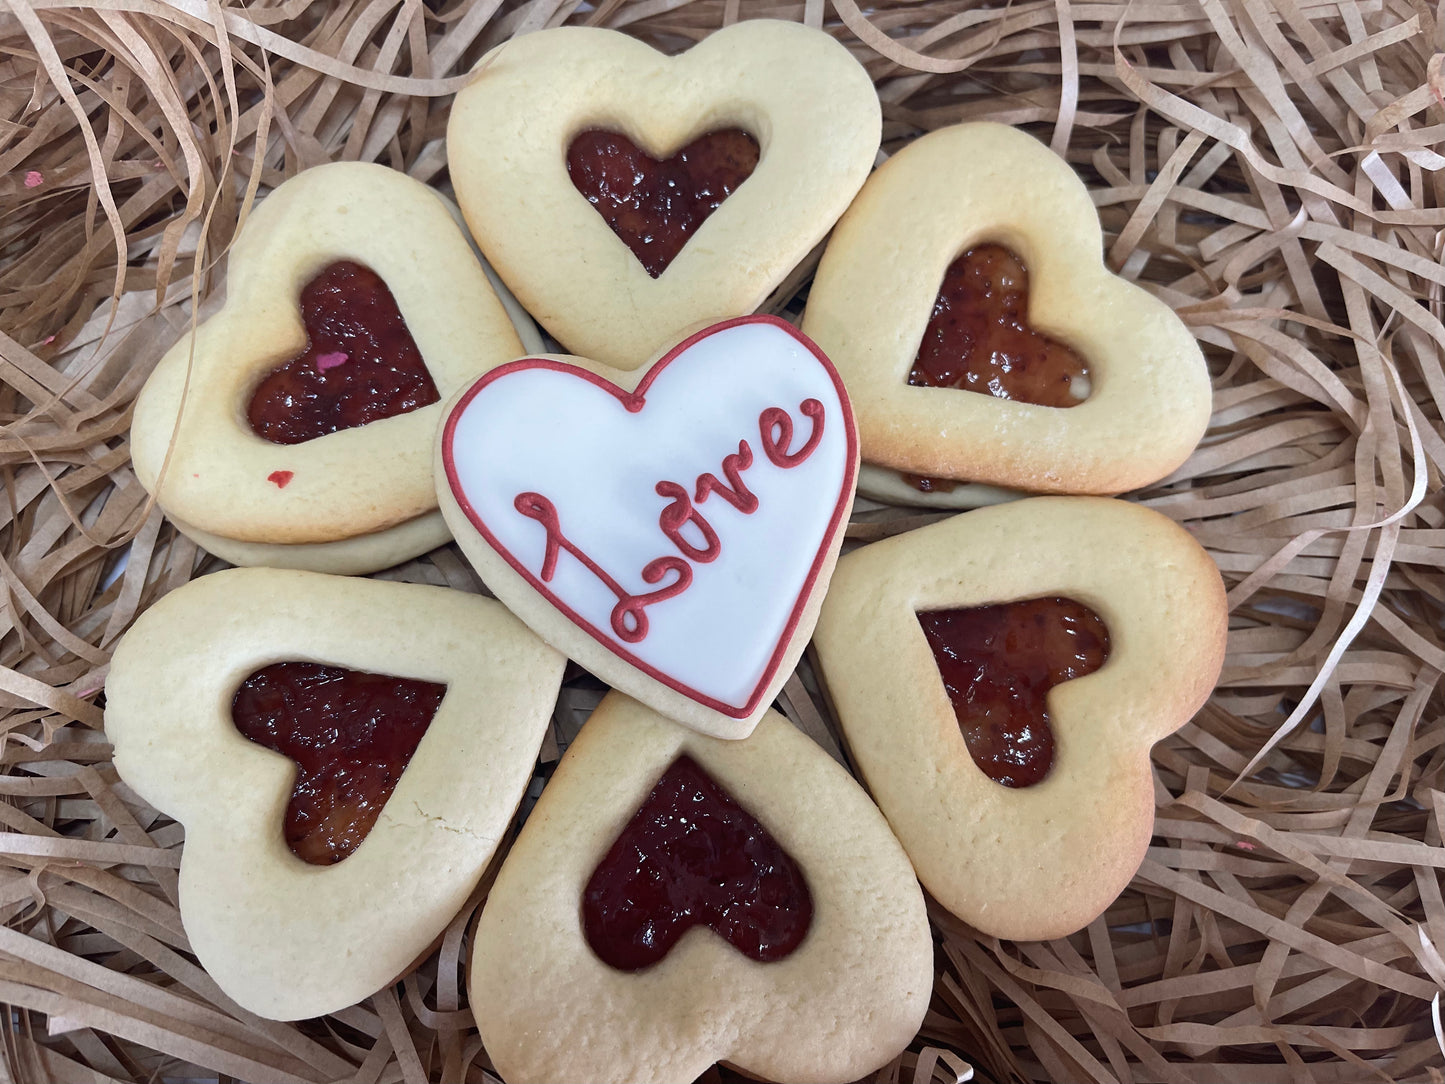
268 470 294 488
24 171 42 188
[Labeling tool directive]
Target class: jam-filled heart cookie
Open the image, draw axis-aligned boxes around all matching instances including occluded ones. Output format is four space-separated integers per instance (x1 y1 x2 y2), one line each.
469 692 933 1084
812 497 1226 940
437 316 858 740
130 162 528 575
856 462 1024 511
104 568 564 1020
802 123 1212 497
447 20 880 370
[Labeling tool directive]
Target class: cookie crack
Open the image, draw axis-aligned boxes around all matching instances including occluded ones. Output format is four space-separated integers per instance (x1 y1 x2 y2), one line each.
409 801 492 844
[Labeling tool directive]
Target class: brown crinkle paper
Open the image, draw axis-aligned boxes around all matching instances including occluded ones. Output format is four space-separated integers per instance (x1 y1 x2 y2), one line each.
0 0 1442 1080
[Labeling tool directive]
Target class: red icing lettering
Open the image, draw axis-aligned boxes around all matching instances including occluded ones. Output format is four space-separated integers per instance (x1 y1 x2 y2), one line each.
656 481 721 563
268 470 294 488
694 440 759 514
612 557 693 643
514 493 692 644
760 399 825 468
512 401 824 644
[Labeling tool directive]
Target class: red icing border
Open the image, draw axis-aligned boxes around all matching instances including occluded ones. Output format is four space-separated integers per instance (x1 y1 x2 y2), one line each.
440 315 858 720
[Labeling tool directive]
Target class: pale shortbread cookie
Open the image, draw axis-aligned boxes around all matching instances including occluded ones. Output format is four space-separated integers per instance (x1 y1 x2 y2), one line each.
856 462 1023 510
159 252 544 576
168 509 450 576
470 692 933 1084
130 162 526 558
813 497 1226 941
803 123 1212 495
447 20 880 370
104 568 564 1020
436 317 858 741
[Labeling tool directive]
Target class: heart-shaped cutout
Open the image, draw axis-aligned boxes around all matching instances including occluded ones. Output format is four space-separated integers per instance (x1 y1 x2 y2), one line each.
908 243 1091 408
813 497 1226 941
246 259 440 445
582 753 812 971
567 129 760 278
104 567 564 1020
129 162 526 572
919 597 1110 788
469 693 932 1083
447 20 880 370
231 661 447 865
437 316 858 740
802 122 1212 496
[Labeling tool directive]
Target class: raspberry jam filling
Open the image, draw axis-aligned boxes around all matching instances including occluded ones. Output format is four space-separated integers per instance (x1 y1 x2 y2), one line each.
582 754 812 972
247 260 439 445
903 243 1092 492
918 597 1110 787
566 128 760 278
231 662 447 865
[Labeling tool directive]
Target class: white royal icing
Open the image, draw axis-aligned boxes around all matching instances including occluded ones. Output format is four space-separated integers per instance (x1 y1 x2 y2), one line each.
445 320 852 714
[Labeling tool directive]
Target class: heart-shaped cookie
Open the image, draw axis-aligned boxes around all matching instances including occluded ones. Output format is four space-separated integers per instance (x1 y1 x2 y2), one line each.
856 462 1024 511
812 497 1226 940
802 123 1212 496
469 692 933 1084
104 568 564 1020
130 162 527 573
437 316 858 740
446 20 880 370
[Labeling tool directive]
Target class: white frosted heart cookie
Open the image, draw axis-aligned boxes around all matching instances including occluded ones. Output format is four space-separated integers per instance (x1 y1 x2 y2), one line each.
802 123 1212 496
447 20 880 370
130 162 527 574
104 567 564 1020
470 692 933 1084
812 497 1226 940
436 316 859 740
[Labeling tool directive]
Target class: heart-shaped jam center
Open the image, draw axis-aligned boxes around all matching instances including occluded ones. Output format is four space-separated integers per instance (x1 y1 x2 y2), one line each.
566 128 760 278
918 597 1110 787
231 662 447 865
582 754 812 972
908 244 1091 407
247 260 439 446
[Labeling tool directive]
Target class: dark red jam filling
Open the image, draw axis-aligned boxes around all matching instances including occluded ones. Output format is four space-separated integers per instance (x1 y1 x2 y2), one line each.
566 128 760 278
246 260 439 445
230 662 447 865
918 597 1110 788
908 243 1090 408
900 472 958 495
582 755 812 972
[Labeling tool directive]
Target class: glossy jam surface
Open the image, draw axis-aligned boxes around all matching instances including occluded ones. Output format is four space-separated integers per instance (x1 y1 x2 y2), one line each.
566 128 760 278
918 597 1110 788
247 260 439 445
908 244 1090 409
231 662 447 865
582 755 812 972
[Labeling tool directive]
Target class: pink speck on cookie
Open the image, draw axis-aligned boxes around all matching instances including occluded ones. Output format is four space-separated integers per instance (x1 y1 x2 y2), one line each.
24 171 42 188
267 470 295 488
315 351 349 373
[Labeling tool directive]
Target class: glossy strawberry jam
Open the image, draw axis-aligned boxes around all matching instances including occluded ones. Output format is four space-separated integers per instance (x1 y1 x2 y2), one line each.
582 755 812 972
918 597 1110 787
247 260 439 445
231 662 447 865
909 244 1090 407
567 128 760 278
902 245 1091 493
